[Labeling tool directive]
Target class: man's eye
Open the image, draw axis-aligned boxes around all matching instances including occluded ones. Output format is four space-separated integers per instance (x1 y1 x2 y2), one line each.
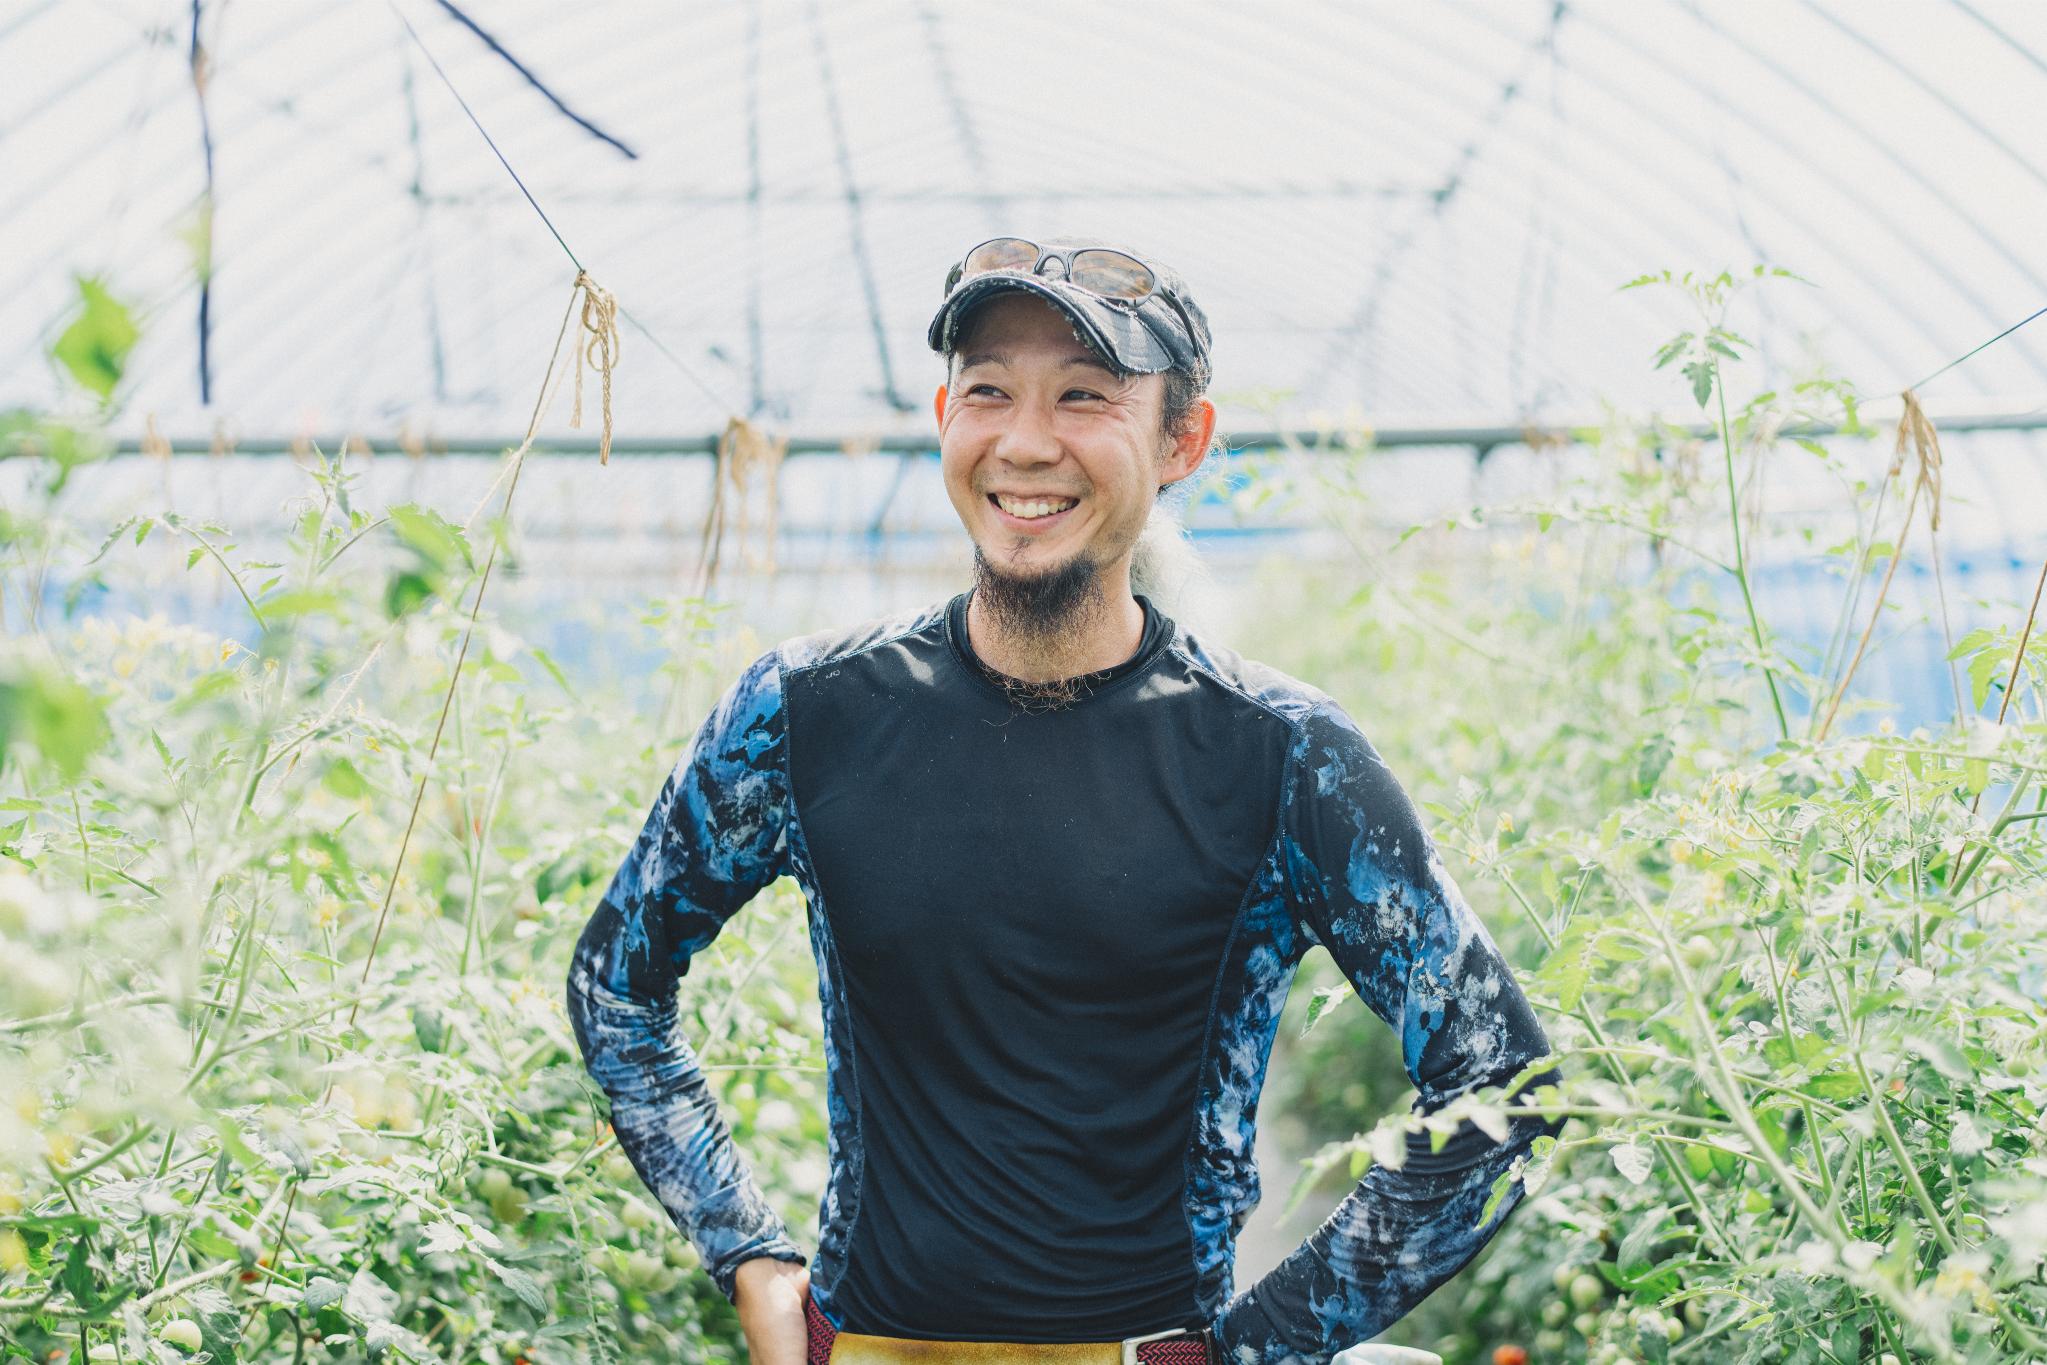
968 384 1004 397
1064 389 1105 402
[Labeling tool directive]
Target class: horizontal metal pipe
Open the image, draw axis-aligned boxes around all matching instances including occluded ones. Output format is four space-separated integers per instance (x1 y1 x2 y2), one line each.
73 406 2047 460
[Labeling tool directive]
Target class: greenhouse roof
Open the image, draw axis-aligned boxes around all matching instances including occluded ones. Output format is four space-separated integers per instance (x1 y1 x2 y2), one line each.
6 0 2047 445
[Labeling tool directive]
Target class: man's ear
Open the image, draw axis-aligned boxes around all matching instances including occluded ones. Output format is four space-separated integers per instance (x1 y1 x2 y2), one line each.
933 383 948 427
1160 397 1218 489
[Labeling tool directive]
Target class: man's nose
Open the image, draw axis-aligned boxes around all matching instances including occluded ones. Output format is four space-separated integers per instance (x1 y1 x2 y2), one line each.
991 398 1061 465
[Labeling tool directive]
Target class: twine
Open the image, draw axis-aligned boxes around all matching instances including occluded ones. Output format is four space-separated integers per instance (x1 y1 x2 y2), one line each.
1890 388 1945 532
142 413 171 459
570 269 621 464
1814 389 1946 742
693 415 788 593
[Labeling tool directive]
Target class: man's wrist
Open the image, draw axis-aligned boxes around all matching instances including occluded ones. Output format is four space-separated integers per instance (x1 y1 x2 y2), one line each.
731 1249 808 1301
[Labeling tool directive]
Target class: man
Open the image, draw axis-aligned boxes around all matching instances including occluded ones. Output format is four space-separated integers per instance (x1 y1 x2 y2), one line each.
566 236 1564 1365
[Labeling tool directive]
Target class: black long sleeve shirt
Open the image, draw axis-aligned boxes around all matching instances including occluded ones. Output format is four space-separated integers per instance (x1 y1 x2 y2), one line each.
566 590 1563 1363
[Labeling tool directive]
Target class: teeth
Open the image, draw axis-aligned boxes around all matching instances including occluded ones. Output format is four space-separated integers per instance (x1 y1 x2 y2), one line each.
994 494 1078 519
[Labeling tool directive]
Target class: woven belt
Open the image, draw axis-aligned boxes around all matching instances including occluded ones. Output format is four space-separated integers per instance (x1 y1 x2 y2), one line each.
806 1292 1211 1365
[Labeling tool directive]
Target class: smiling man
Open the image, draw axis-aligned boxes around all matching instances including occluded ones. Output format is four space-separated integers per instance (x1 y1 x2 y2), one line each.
566 235 1564 1365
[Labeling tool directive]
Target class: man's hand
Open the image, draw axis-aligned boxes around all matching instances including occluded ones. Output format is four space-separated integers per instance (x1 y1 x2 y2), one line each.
734 1255 812 1365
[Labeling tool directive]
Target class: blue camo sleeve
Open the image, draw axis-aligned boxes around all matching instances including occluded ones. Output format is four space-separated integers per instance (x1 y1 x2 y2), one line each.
1211 697 1564 1364
564 646 809 1304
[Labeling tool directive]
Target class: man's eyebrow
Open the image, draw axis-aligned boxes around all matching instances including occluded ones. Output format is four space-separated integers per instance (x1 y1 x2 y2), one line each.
954 350 1119 375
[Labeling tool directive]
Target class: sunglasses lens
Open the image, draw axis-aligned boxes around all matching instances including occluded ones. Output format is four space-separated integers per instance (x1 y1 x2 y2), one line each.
962 238 1039 278
1069 250 1154 301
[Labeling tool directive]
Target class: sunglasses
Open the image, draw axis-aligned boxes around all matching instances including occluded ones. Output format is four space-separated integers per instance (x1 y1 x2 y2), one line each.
944 237 1160 302
942 237 1200 365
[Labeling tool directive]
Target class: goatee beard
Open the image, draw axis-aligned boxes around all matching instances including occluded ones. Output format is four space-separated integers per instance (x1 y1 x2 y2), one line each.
970 542 1109 657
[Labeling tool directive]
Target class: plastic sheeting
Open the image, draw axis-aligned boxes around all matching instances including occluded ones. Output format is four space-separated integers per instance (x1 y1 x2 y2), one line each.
4 0 2047 441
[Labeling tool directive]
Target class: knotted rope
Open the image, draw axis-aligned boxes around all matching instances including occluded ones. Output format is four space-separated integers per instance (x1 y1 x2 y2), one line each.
570 269 621 464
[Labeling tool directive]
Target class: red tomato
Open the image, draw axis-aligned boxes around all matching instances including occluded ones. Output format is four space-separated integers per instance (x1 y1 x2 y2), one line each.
1494 1346 1529 1365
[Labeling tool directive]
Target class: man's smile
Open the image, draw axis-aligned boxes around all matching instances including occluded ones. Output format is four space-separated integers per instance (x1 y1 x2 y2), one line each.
987 491 1080 529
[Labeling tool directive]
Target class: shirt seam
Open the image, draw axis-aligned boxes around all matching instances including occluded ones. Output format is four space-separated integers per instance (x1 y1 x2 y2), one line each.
774 647 868 1310
784 603 951 681
1179 688 1308 1324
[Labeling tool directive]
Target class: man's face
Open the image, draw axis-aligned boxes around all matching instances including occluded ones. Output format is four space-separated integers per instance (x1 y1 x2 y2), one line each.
934 292 1183 594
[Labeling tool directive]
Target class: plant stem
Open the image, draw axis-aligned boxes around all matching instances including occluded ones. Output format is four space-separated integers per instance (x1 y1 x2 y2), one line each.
1618 876 1962 1363
1493 866 1736 1260
1711 356 1789 741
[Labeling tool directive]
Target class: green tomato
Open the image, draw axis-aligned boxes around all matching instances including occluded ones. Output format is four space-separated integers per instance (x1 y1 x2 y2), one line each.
160 1320 204 1352
1570 1271 1604 1309
490 1188 528 1225
1552 1262 1576 1293
1683 934 1716 968
1542 1299 1568 1327
478 1168 513 1200
620 1194 657 1231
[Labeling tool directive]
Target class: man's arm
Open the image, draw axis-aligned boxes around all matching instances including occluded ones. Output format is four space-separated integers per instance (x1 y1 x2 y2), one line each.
1210 698 1564 1365
564 647 809 1304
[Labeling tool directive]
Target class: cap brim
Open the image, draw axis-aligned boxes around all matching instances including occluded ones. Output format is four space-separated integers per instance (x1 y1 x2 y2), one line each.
927 273 1180 374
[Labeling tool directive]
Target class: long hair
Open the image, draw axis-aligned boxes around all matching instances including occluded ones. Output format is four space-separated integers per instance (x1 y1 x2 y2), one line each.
1130 455 1222 634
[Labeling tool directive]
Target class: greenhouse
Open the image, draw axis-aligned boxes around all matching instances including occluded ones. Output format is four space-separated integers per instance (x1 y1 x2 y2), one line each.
3 4 2045 1365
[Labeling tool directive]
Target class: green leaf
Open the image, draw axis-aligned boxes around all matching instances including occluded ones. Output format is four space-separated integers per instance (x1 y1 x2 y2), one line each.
388 503 473 573
1653 333 1694 369
528 645 573 696
51 275 140 401
303 1277 346 1312
1539 918 1598 1011
0 664 110 782
1968 647 2003 712
1964 756 1989 794
321 756 369 800
1944 626 1995 662
205 1111 263 1171
190 1286 241 1365
1635 733 1674 795
413 1004 447 1055
1804 1070 1862 1101
382 570 435 619
1685 359 1715 408
487 1257 549 1313
1300 982 1352 1036
1617 1204 1674 1278
343 1265 400 1324
1904 1032 1970 1082
60 1234 94 1303
259 587 345 619
1479 1168 1513 1226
